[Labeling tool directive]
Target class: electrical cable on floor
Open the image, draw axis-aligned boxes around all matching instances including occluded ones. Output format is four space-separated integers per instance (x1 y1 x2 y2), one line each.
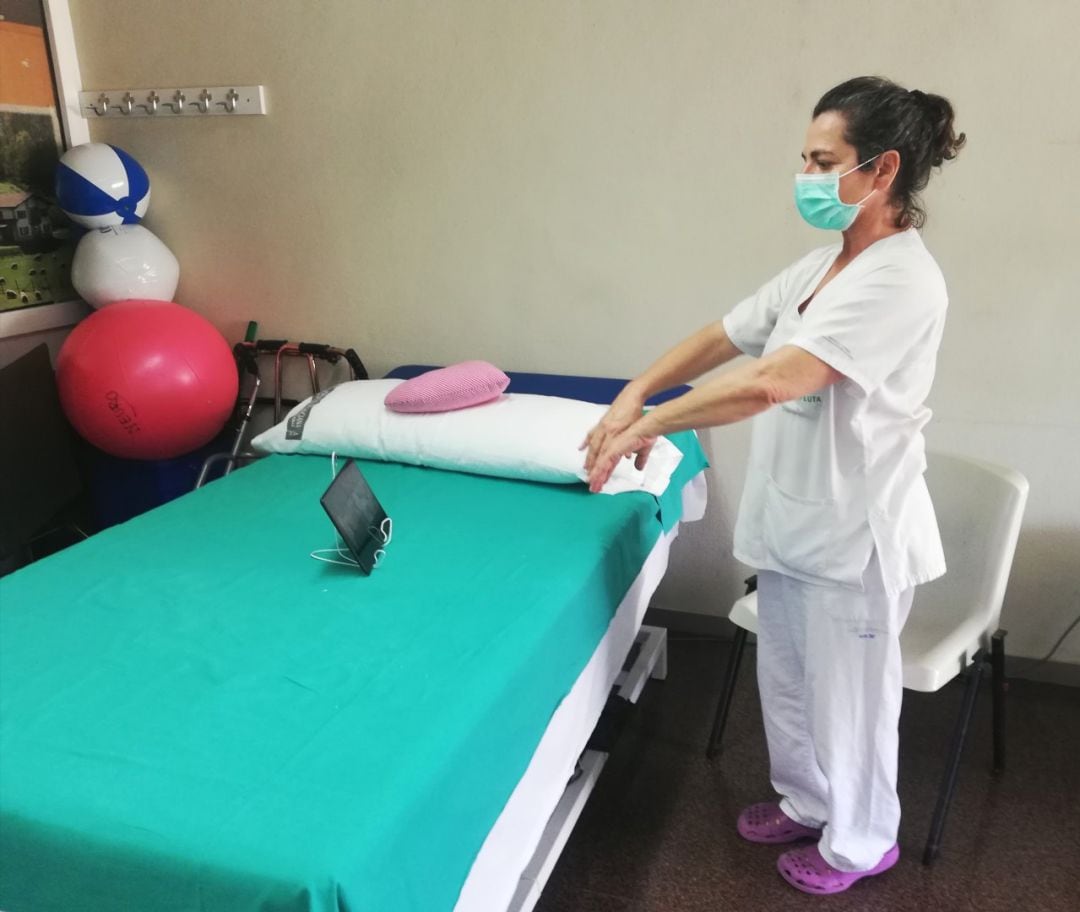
1009 593 1080 677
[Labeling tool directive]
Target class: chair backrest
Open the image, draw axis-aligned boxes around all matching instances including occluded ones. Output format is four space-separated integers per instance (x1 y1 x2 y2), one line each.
917 451 1029 648
726 451 1030 688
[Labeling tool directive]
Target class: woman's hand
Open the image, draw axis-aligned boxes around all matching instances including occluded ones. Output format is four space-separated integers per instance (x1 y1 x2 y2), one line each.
580 385 647 476
586 423 657 493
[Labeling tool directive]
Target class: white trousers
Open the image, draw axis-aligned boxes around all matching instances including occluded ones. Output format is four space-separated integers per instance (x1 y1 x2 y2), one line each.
755 553 914 872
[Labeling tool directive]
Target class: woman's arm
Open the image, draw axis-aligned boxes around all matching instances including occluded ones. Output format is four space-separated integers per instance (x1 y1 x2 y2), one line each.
586 344 844 491
581 321 743 472
621 320 744 402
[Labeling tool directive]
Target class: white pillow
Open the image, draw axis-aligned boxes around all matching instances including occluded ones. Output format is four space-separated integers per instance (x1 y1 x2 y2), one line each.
250 379 683 496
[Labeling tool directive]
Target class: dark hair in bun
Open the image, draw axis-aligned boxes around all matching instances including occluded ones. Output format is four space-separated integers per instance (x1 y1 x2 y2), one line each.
814 76 966 229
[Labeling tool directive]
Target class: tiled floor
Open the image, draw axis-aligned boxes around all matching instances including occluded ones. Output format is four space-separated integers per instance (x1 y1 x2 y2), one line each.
535 635 1080 912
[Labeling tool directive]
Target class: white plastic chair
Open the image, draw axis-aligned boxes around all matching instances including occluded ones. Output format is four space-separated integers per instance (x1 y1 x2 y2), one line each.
705 451 1029 865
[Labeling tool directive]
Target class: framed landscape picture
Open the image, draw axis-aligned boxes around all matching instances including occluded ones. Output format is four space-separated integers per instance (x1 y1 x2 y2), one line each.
0 0 89 336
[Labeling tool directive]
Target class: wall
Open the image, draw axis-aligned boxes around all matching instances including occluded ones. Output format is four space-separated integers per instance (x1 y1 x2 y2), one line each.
66 0 1080 664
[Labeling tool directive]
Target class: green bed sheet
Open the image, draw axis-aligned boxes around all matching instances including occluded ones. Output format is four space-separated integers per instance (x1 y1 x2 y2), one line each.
0 434 706 912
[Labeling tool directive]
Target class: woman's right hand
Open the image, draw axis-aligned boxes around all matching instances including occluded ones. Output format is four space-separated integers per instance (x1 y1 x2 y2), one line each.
580 384 647 475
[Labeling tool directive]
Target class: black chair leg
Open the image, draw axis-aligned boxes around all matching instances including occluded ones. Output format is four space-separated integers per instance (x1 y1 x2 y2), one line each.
923 649 986 865
991 629 1007 774
706 626 748 760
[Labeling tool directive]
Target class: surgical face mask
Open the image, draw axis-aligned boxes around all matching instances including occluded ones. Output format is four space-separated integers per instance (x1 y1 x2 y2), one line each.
794 157 878 231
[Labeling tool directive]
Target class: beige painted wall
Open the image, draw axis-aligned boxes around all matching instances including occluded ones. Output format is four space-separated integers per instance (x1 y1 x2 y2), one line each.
67 0 1080 664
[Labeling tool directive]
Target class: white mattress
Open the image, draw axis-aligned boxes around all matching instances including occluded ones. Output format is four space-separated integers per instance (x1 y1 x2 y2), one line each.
453 472 708 912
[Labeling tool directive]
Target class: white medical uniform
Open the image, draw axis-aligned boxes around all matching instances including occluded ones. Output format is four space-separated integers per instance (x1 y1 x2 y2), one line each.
722 228 948 871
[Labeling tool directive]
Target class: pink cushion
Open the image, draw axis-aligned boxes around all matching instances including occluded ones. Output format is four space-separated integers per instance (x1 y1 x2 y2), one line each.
384 361 510 413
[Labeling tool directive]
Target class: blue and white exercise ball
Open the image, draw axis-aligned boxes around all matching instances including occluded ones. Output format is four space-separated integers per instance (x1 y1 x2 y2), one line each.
71 225 179 309
55 143 151 229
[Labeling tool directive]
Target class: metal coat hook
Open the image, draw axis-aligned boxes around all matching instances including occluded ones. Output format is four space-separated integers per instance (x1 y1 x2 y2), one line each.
143 91 160 115
119 92 135 115
169 89 186 113
93 92 109 116
196 89 213 113
218 88 240 113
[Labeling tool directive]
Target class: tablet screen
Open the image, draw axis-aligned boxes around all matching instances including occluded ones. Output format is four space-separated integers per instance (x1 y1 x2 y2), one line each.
319 459 389 574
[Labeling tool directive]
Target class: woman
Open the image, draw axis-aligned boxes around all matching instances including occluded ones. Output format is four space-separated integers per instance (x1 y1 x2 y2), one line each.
582 76 965 895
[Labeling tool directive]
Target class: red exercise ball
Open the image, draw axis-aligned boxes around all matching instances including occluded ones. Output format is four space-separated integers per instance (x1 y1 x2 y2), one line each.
56 300 238 460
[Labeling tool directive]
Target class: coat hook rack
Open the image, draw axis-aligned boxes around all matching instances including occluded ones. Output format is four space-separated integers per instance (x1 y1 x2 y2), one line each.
78 85 266 118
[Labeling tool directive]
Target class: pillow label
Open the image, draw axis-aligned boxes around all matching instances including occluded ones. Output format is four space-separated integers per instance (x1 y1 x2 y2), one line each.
286 387 335 440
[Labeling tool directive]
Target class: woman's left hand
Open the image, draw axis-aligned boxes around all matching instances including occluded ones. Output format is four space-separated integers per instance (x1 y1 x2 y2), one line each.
587 424 657 493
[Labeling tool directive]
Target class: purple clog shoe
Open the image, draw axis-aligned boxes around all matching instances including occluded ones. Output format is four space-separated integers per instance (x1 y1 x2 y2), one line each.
737 802 823 844
777 843 900 894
